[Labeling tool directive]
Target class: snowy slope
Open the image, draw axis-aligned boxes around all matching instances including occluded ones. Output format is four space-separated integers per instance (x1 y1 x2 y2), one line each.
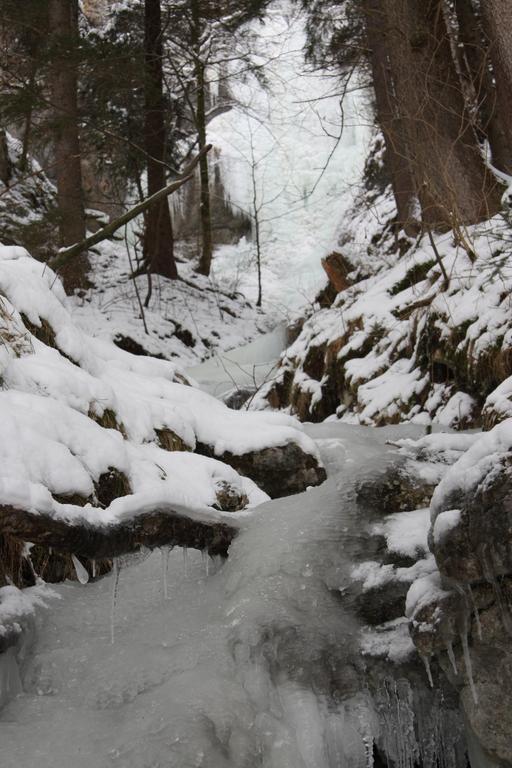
0 245 322 538
252 194 512 429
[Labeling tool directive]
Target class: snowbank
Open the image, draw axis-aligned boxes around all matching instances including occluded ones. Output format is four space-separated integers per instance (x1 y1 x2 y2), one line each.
0 246 324 566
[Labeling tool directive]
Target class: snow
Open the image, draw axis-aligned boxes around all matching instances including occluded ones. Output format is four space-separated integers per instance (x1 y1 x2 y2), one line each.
0 246 326 533
360 618 415 664
374 508 431 559
430 417 512 526
351 554 437 593
405 572 453 621
252 199 512 428
0 422 456 768
432 509 462 545
207 0 370 317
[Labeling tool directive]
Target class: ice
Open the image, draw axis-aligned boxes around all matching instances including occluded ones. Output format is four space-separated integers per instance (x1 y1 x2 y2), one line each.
110 557 120 645
71 554 89 585
0 422 439 768
467 585 482 641
421 655 434 688
0 648 22 710
460 622 478 705
446 641 458 675
160 546 172 600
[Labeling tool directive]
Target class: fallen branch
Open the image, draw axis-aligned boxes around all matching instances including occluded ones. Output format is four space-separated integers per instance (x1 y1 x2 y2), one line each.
0 501 237 560
49 144 212 272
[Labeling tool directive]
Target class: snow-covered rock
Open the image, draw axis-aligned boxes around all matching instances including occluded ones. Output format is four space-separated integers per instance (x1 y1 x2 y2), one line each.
0 246 325 586
253 203 512 430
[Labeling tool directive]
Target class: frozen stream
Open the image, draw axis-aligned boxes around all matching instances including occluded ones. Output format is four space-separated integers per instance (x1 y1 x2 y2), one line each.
0 418 435 768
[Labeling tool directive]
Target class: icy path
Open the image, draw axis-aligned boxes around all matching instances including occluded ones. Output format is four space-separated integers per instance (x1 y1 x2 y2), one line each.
187 324 287 397
0 425 418 768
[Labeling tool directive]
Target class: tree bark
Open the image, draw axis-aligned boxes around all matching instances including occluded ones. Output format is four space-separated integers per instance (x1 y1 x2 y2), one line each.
143 0 178 279
382 0 499 231
192 0 214 277
362 0 419 236
479 0 512 175
49 145 212 272
0 503 237 560
0 129 11 186
48 0 89 291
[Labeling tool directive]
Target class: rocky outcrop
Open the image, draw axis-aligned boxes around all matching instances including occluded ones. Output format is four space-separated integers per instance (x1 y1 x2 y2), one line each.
321 251 354 293
197 441 327 499
405 422 512 767
253 215 512 431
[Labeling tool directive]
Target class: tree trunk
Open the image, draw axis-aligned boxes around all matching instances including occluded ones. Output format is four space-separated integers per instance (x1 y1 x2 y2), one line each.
195 60 214 276
48 0 89 291
143 0 178 279
362 0 419 236
0 129 11 186
192 0 213 277
382 0 499 231
479 0 512 175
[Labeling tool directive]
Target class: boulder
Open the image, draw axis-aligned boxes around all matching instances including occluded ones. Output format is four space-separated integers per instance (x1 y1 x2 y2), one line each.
321 251 353 293
197 441 326 498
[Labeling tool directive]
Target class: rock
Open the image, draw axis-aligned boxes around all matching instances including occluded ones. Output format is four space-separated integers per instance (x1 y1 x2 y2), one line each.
222 387 254 410
197 441 326 498
0 502 238 564
321 251 353 293
356 463 436 517
431 460 512 583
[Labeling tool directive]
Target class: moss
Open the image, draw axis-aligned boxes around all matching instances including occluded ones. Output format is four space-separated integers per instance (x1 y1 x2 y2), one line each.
213 481 248 512
266 367 295 410
28 546 111 584
52 492 90 507
389 259 436 296
89 407 127 437
94 467 131 508
20 313 57 348
0 533 32 588
155 428 190 452
302 342 327 381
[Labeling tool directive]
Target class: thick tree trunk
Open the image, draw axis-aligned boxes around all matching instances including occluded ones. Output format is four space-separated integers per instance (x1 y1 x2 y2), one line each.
0 129 11 186
48 0 89 291
382 0 499 231
195 61 214 276
454 0 511 174
479 0 512 175
191 0 213 277
362 0 419 236
143 0 178 279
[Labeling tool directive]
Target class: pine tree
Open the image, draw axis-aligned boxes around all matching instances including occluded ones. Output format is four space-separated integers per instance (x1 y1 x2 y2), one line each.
143 0 178 279
48 0 88 290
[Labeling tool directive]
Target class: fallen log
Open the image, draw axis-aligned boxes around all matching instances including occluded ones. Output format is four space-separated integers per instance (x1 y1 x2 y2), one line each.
49 144 212 273
0 502 237 561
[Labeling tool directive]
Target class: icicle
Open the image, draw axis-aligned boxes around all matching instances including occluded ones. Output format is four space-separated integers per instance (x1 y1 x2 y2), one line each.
446 641 458 675
110 558 120 645
466 585 482 640
420 655 434 688
161 547 170 600
201 550 209 577
71 554 89 585
182 546 188 575
92 559 96 579
460 629 478 704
